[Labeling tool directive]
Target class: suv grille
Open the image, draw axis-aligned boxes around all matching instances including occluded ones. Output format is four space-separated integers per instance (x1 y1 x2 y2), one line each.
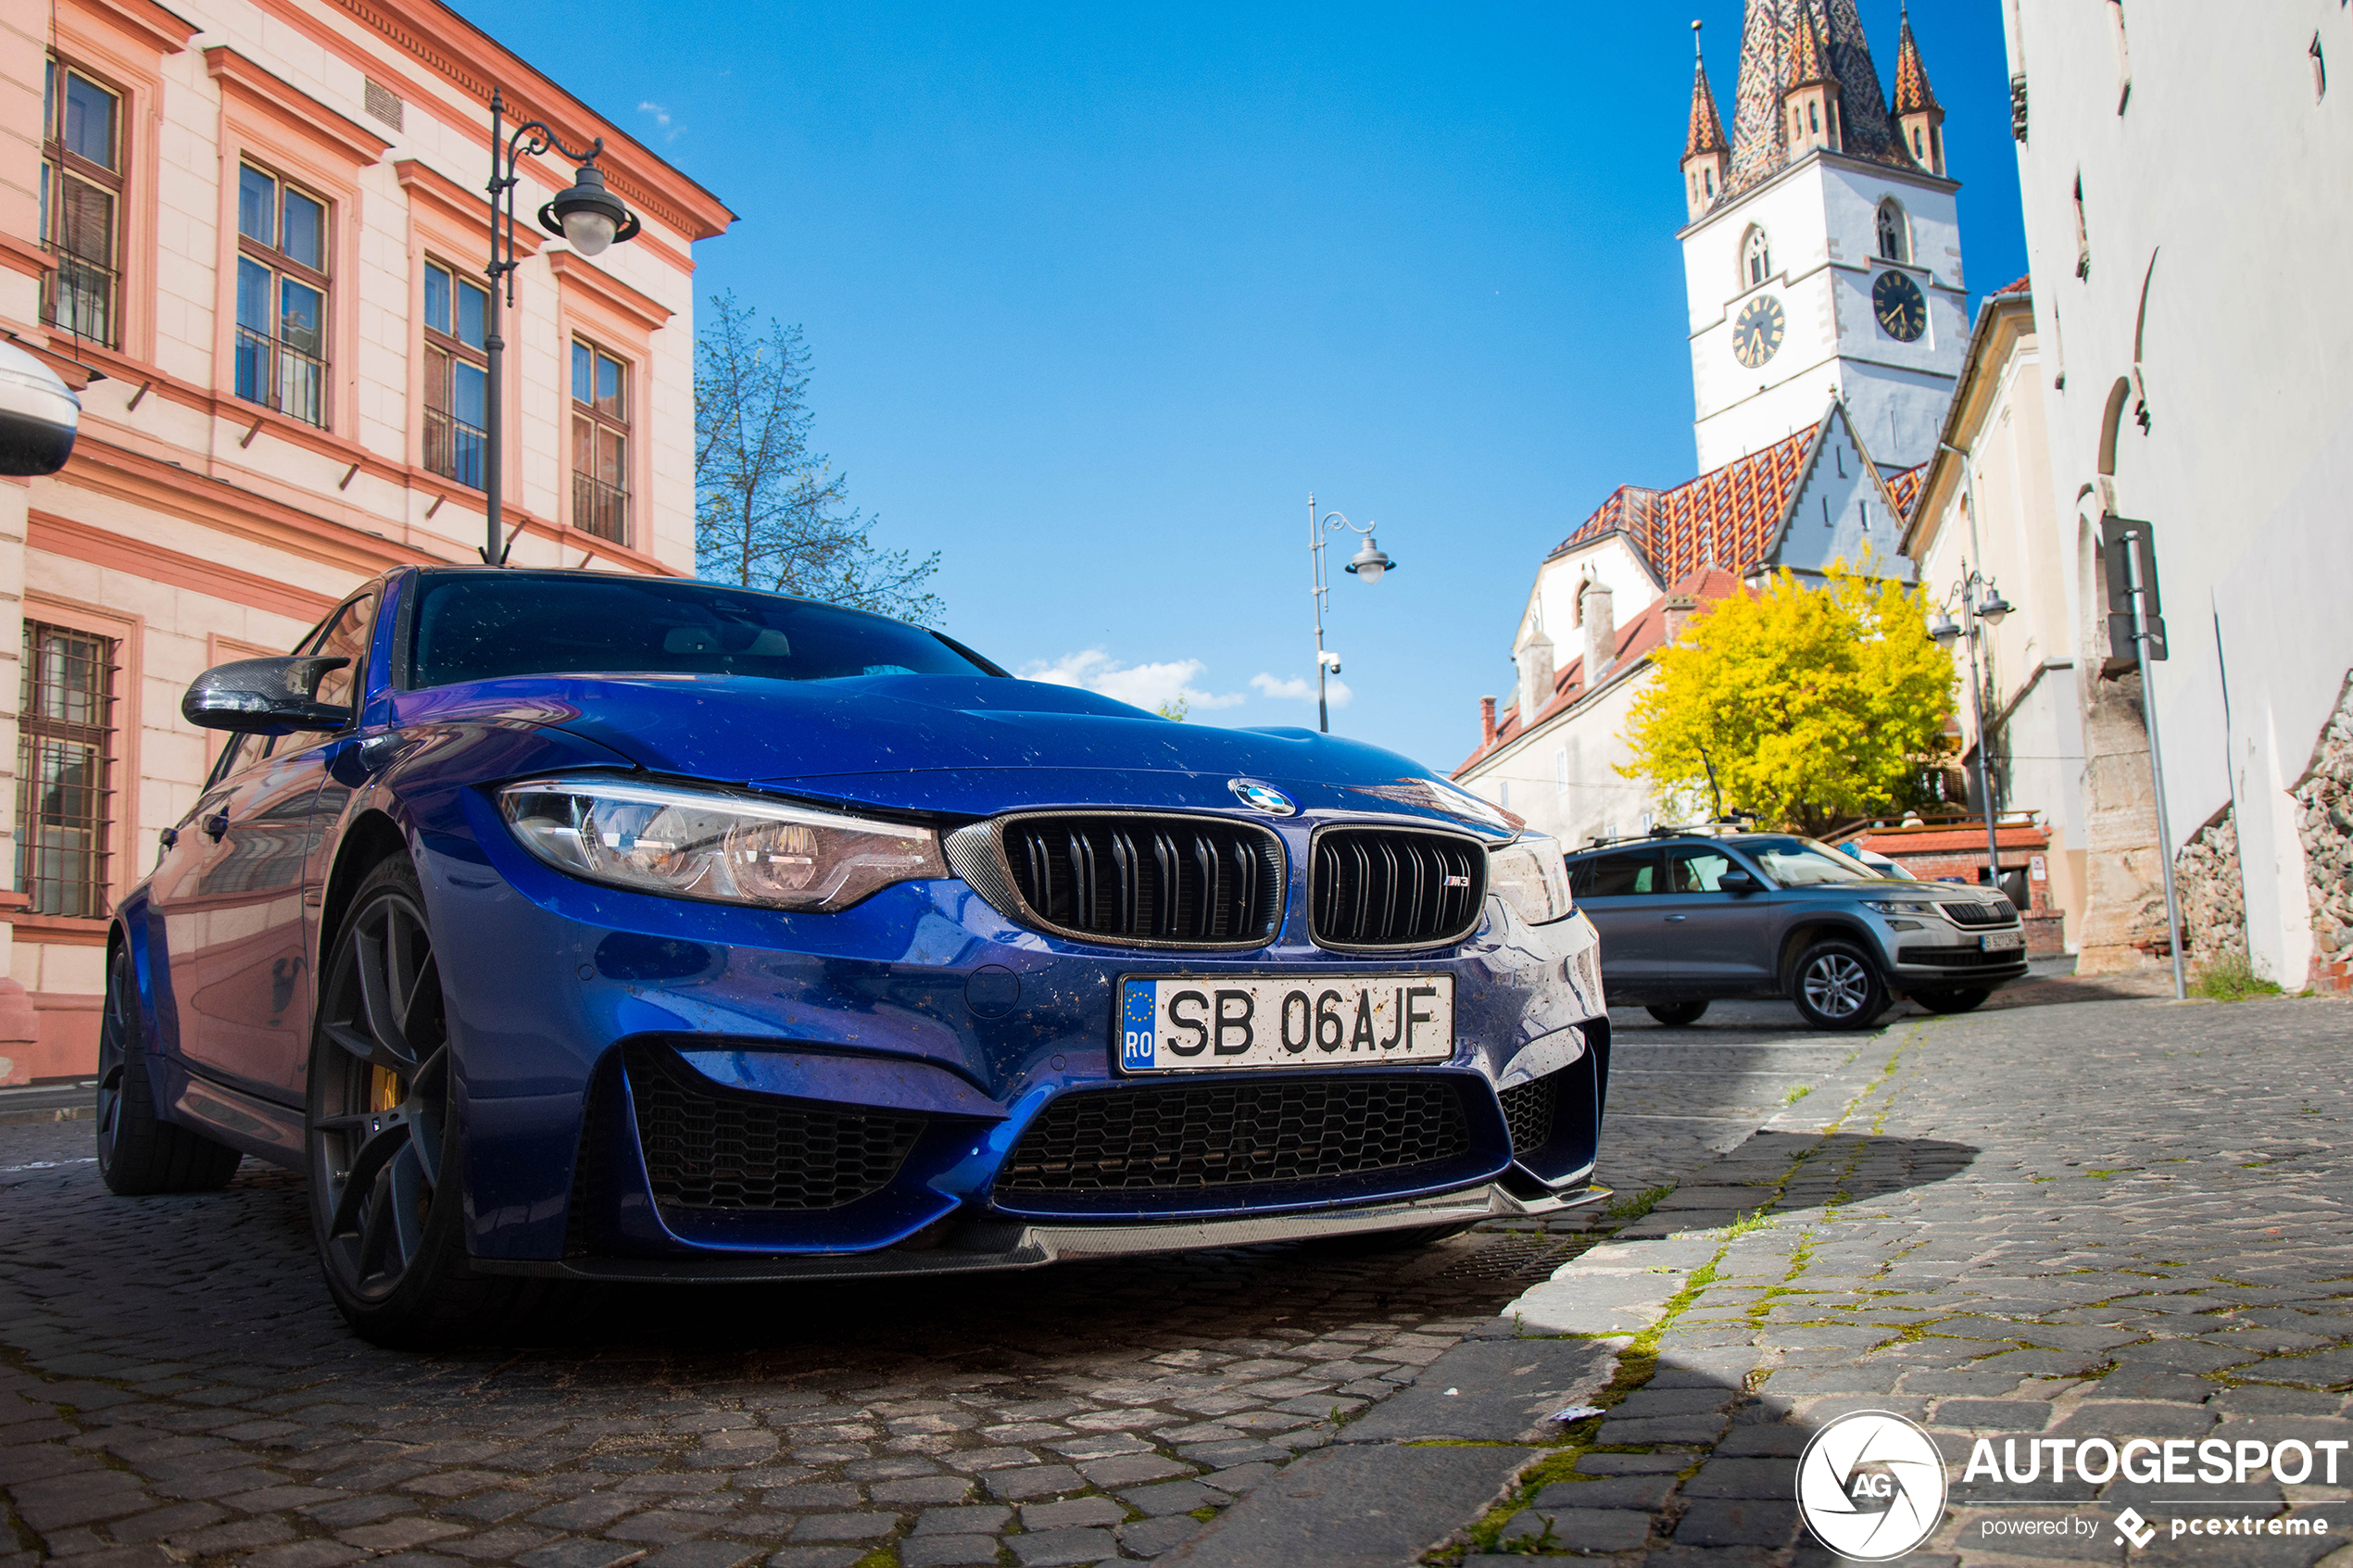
1941 897 2019 927
1498 1073 1557 1155
998 1076 1470 1194
954 815 1283 948
1310 827 1486 949
626 1045 925 1210
1896 946 2022 969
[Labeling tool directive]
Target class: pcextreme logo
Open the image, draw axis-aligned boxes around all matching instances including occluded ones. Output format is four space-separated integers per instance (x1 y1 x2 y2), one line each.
1795 1410 1950 1561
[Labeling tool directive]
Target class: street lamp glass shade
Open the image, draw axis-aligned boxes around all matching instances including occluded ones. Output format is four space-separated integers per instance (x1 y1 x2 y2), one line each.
1928 611 1961 644
1345 537 1394 582
1978 593 2013 626
539 163 638 257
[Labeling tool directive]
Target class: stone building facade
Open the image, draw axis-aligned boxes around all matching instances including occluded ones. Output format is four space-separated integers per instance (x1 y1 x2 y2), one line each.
0 0 731 1081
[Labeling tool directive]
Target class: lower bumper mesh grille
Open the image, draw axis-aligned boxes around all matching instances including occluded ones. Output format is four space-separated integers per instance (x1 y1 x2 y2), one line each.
626 1045 925 1210
1896 946 2025 970
1498 1073 1558 1155
999 1076 1471 1194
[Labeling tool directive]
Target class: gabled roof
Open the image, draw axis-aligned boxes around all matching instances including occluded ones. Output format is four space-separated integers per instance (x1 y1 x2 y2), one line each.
1455 568 1744 775
1549 427 1815 585
1890 9 1941 117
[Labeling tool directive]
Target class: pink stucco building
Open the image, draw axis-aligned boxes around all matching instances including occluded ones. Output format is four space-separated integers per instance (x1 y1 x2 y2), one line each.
0 0 731 1081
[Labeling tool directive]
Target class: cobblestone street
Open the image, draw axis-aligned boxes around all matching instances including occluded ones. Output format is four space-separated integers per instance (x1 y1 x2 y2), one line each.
2 982 2344 1568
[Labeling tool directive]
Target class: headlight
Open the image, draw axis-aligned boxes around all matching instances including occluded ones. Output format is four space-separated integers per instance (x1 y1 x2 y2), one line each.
497 776 945 911
1861 899 1941 916
1488 834 1574 926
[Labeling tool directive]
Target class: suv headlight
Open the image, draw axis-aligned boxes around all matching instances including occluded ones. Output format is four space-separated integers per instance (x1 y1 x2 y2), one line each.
498 776 945 911
1861 899 1941 917
1488 834 1574 926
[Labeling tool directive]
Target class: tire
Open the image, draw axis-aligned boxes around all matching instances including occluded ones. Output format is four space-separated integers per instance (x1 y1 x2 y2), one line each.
1645 1001 1710 1028
1790 938 1892 1032
1910 985 1991 1015
307 857 566 1348
95 946 242 1196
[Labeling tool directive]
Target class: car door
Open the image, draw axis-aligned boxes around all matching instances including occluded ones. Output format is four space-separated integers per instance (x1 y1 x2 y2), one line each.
1568 848 1671 994
150 591 374 1100
1662 845 1776 991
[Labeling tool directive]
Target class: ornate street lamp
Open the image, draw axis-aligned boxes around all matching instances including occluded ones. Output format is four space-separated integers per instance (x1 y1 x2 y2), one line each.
481 89 640 565
1306 494 1398 734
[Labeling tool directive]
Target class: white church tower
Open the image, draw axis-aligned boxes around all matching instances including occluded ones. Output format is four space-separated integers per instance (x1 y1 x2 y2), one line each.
1680 2 1965 473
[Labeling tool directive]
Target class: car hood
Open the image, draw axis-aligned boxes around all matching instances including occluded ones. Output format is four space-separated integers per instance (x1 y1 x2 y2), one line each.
390 673 1516 834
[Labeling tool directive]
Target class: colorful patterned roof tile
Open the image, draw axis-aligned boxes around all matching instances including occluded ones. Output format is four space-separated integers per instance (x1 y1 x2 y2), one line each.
1686 54 1730 158
1891 8 1941 116
1787 2 1832 89
1724 0 1914 200
1884 461 1926 527
1547 427 1816 585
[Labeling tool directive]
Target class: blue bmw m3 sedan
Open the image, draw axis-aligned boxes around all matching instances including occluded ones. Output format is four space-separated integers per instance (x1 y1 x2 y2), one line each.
100 568 1612 1344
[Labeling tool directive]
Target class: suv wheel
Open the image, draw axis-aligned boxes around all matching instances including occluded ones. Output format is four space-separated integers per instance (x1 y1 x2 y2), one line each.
1791 938 1889 1031
1911 985 1991 1015
1645 1001 1709 1028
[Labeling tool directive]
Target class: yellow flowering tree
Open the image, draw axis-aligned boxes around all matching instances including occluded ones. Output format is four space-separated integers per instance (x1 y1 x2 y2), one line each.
1619 562 1955 836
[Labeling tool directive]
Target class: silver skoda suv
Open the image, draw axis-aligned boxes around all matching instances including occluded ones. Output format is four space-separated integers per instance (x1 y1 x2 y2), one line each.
1563 830 2028 1031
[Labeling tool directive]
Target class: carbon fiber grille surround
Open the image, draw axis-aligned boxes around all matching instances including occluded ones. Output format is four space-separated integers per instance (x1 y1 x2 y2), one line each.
1941 897 2019 927
625 1044 925 1211
998 1076 1471 1194
1498 1072 1559 1155
967 814 1284 948
1310 827 1486 949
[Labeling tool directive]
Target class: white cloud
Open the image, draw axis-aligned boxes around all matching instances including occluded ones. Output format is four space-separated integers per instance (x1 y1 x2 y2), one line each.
637 101 681 143
1023 649 1246 713
1252 671 1351 708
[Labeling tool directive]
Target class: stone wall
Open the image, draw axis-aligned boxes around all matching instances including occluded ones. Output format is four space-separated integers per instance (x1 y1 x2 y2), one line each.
2076 667 2173 972
2292 673 2353 993
2174 808 2246 972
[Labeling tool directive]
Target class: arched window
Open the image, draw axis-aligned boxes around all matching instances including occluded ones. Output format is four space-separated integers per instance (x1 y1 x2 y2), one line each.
1742 226 1772 288
1876 198 1908 262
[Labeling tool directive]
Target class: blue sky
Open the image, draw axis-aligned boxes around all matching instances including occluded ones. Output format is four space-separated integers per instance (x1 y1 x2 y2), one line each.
454 1 2026 772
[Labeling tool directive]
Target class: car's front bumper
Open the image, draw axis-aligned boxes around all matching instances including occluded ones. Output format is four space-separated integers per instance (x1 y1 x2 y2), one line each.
1874 914 2032 986
425 793 1612 1271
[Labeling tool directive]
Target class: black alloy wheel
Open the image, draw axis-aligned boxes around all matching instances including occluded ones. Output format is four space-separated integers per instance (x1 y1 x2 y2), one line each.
1911 985 1992 1015
1790 938 1891 1032
1645 1001 1710 1028
307 858 560 1346
95 946 242 1195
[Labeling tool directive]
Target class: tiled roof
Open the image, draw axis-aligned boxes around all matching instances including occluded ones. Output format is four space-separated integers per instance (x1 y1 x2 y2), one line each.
1725 0 1916 200
1883 461 1926 526
1890 9 1941 116
1856 825 2050 855
1787 3 1832 88
1454 568 1744 776
1685 56 1729 158
1994 274 2031 295
1548 427 1816 585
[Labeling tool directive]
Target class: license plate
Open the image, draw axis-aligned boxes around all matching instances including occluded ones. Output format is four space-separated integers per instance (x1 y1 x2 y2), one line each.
1981 930 2025 952
1117 974 1455 1073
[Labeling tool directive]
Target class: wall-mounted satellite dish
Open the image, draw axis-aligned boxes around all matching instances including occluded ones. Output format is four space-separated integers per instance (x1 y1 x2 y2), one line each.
0 341 80 477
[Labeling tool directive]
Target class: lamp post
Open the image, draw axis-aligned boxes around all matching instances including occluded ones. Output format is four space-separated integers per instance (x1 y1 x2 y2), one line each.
482 88 640 566
1306 494 1396 734
1929 561 2014 901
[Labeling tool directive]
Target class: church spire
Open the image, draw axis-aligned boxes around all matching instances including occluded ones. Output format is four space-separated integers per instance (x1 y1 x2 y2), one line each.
1891 6 1948 175
1681 19 1730 220
1782 1 1843 155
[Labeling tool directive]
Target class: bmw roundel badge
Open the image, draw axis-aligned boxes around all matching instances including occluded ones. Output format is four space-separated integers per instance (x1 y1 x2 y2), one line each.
1228 779 1297 816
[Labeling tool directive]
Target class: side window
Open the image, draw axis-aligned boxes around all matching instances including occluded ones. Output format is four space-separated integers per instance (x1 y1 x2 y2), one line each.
311 590 377 712
1573 850 1659 898
1670 847 1733 894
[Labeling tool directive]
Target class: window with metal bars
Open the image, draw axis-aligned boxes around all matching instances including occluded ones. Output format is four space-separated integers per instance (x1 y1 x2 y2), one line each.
234 162 332 427
15 622 117 918
40 56 124 348
572 338 630 543
422 259 489 489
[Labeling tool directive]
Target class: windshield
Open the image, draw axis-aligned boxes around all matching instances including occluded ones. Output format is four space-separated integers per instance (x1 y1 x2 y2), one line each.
409 573 998 689
1743 836 1887 887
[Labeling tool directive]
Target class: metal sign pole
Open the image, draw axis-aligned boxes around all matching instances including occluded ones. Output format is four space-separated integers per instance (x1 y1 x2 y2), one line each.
2125 527 2187 999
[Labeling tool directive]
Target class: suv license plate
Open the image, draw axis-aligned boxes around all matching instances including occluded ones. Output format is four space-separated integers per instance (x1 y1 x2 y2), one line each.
1117 975 1454 1073
1981 930 2026 952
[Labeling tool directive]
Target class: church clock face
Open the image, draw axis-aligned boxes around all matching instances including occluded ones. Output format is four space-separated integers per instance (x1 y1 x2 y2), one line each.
1732 295 1785 369
1872 270 1928 342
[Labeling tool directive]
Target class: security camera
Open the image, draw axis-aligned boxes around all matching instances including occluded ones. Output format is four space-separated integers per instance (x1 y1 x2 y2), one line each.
1319 650 1342 673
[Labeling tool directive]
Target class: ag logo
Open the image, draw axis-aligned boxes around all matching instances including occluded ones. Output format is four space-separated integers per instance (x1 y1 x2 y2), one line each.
1228 779 1297 816
1795 1410 1947 1561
